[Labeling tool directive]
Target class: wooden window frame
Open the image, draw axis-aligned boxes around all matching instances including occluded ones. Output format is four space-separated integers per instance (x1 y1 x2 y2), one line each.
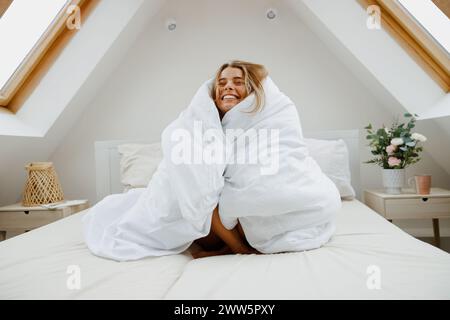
358 0 450 92
1 0 98 112
0 0 13 18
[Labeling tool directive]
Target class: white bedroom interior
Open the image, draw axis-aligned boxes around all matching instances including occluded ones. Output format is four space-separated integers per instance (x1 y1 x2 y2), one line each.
1 0 449 247
0 0 450 300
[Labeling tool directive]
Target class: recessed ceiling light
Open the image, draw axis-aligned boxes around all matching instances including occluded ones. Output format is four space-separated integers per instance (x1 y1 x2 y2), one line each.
166 18 176 31
266 8 277 20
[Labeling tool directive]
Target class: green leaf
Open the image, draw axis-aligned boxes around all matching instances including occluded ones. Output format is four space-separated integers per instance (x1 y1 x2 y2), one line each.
404 113 412 117
377 128 385 136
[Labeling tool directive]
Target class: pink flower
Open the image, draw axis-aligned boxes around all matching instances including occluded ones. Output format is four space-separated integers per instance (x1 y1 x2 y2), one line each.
388 157 401 167
386 144 396 155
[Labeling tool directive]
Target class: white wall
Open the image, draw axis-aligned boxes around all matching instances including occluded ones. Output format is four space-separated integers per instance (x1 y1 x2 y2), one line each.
288 0 450 177
5 0 450 236
0 0 163 205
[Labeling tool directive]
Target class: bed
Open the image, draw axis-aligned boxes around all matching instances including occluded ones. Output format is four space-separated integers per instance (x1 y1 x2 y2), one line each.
1 130 449 299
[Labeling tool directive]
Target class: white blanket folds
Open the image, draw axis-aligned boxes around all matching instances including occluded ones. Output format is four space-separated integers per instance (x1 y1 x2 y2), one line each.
83 77 341 261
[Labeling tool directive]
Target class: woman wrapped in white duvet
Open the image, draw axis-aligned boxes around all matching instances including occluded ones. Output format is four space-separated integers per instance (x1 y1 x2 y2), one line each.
83 60 341 261
192 60 341 258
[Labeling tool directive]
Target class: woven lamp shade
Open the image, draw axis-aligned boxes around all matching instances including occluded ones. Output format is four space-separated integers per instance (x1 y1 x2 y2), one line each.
22 162 64 207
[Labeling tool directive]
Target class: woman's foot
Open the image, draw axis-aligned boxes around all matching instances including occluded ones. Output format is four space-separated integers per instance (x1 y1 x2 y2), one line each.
191 245 232 259
191 244 261 259
230 243 261 255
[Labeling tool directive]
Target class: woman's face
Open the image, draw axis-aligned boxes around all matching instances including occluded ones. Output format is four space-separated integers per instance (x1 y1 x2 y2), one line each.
215 67 248 115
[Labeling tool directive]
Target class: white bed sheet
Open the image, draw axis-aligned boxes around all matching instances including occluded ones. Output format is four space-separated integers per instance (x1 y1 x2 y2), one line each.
165 200 450 299
0 211 192 300
1 200 449 299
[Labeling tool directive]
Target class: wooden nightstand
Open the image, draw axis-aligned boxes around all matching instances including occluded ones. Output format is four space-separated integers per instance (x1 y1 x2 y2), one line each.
364 188 450 248
0 200 89 241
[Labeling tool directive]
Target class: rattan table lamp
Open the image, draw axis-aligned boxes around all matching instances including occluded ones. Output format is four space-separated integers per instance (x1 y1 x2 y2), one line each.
22 162 64 207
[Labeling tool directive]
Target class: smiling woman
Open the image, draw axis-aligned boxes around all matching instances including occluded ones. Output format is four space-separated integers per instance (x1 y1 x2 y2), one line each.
210 60 268 118
214 67 248 115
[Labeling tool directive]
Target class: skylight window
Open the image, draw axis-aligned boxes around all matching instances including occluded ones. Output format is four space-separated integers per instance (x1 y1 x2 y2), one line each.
398 0 450 55
0 0 68 102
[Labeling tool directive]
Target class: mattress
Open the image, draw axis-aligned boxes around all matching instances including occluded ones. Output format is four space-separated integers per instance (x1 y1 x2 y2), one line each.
166 200 450 299
0 211 192 299
1 200 449 299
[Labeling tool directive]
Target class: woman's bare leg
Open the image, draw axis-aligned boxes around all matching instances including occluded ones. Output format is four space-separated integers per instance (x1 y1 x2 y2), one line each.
210 206 257 254
191 206 259 259
194 227 225 251
237 222 251 247
190 244 232 259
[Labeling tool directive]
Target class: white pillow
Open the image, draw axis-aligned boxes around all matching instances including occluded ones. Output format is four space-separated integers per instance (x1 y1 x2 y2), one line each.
303 138 355 200
117 143 162 191
117 139 356 199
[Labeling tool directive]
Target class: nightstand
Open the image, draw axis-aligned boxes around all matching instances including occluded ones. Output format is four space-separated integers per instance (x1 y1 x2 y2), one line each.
364 188 450 248
0 200 89 241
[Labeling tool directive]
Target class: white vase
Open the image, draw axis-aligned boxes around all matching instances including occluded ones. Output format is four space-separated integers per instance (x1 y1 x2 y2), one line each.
382 169 405 194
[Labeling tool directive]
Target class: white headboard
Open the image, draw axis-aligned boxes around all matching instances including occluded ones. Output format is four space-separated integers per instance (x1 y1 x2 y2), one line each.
95 130 361 203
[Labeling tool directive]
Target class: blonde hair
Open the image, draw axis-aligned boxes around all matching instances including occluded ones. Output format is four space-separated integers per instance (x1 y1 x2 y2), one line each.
210 60 268 113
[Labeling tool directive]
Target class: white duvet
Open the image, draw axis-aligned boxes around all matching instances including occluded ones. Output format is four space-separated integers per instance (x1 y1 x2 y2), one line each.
83 77 341 261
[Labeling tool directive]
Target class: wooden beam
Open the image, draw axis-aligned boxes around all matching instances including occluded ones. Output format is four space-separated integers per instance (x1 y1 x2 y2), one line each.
358 0 449 92
5 0 100 113
0 0 13 18
432 0 450 19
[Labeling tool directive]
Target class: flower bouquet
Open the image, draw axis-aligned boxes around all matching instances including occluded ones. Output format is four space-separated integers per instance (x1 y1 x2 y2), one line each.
364 113 427 193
